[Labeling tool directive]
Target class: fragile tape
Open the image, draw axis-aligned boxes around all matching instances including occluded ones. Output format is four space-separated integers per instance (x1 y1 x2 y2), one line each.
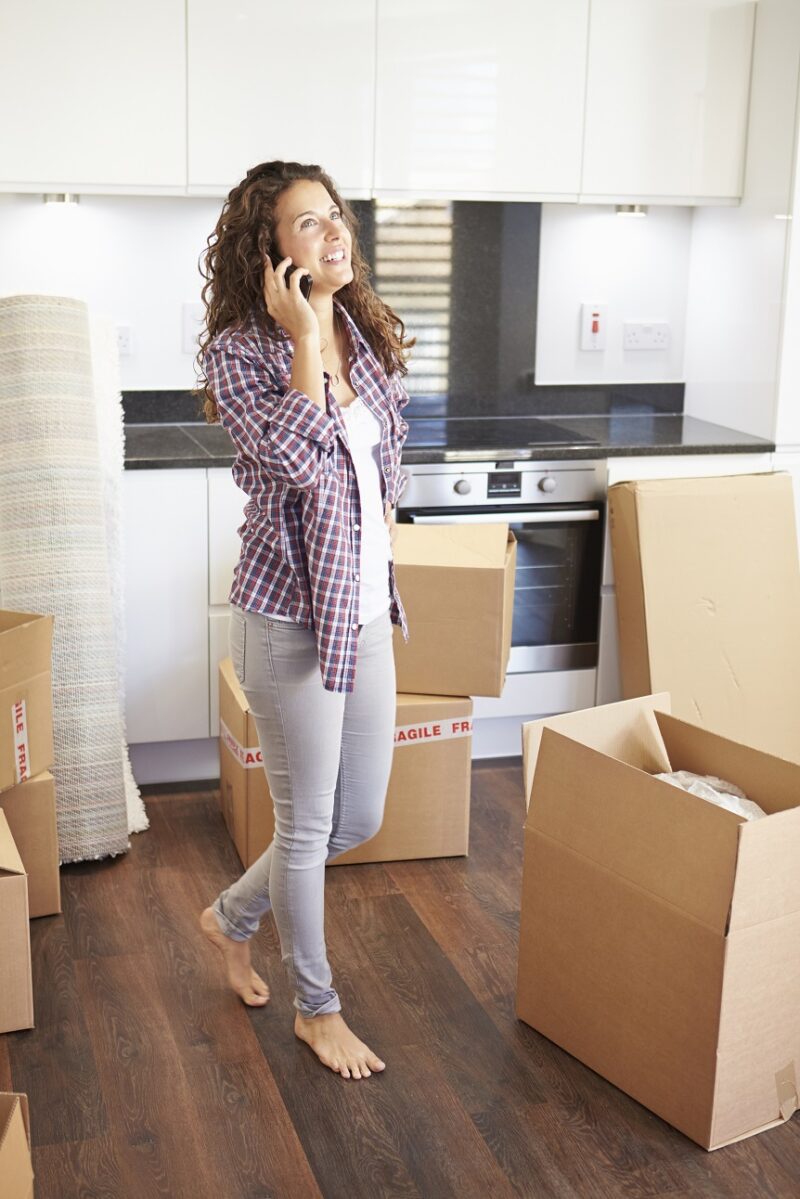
12 698 30 784
220 714 473 767
393 718 473 747
220 719 263 769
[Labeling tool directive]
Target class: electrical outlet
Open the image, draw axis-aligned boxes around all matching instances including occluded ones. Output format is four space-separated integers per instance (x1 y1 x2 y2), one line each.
182 303 205 355
116 324 133 357
623 321 670 351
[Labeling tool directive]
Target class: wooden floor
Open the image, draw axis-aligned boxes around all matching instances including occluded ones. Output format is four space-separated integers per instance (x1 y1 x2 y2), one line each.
2 760 799 1199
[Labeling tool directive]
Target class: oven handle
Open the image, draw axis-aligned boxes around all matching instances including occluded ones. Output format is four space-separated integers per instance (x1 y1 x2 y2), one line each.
407 509 600 525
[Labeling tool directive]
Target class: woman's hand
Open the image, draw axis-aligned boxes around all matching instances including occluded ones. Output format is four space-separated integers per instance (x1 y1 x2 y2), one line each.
384 501 398 549
263 257 319 345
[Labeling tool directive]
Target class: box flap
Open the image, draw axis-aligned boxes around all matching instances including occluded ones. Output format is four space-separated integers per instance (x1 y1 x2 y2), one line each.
529 726 742 933
654 711 800 816
0 1093 33 1196
0 611 54 692
728 811 800 929
610 473 800 763
521 693 672 814
0 811 25 877
393 522 510 570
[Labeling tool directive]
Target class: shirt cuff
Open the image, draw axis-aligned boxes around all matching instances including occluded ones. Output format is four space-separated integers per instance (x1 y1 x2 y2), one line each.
271 388 337 449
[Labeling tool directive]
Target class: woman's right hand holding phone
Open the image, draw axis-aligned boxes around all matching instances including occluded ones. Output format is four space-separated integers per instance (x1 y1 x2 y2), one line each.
263 257 319 346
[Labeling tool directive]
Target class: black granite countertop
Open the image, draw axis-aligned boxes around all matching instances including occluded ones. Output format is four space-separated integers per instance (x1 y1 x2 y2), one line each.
123 412 774 470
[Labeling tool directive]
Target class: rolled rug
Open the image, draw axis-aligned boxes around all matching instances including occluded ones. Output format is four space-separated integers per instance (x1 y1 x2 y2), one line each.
0 294 131 861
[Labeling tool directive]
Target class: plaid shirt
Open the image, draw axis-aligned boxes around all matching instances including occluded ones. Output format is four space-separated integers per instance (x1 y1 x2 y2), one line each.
204 300 410 693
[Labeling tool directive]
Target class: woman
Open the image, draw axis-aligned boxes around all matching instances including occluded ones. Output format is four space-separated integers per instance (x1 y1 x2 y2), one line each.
196 160 414 1081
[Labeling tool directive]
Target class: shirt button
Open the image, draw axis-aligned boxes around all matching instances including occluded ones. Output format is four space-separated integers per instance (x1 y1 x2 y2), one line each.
352 622 358 631
354 572 360 581
354 523 361 531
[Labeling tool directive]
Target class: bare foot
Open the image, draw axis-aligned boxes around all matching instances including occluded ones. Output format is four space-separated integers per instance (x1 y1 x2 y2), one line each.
199 907 269 1007
294 1011 386 1079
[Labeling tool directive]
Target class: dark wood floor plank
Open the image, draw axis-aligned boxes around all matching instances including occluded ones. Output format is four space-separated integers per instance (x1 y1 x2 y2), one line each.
327 893 547 1116
0 1035 12 1091
183 1057 323 1199
137 864 260 1067
8 917 108 1147
74 951 228 1199
61 856 150 960
33 1134 125 1199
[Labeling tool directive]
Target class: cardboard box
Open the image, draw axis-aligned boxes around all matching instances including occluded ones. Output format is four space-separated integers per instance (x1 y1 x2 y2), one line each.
0 610 54 794
517 693 800 1151
392 523 516 697
0 810 33 1034
0 772 61 918
218 659 473 868
333 692 473 865
609 473 800 762
0 1093 34 1199
218 657 275 870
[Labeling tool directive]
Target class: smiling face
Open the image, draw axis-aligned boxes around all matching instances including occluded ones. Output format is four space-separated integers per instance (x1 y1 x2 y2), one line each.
272 179 354 294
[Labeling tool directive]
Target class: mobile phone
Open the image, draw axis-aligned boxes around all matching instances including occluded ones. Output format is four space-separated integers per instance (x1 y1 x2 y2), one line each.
268 250 313 300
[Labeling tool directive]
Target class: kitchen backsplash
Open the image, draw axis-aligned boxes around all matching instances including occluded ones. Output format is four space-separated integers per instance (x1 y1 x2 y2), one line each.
0 192 693 395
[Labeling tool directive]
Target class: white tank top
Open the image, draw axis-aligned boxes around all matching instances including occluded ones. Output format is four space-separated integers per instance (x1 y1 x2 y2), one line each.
340 397 392 625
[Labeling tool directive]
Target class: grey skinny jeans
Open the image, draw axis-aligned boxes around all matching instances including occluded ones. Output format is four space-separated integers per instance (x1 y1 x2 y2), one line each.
212 604 396 1018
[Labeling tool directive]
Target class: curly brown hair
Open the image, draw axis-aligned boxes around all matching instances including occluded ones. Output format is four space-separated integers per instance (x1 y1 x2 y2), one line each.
195 160 415 423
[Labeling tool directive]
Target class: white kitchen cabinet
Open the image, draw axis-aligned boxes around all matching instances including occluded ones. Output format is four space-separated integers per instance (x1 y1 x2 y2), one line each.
582 0 755 202
122 470 210 743
0 0 185 192
596 452 773 705
208 468 248 733
374 0 589 198
187 0 376 196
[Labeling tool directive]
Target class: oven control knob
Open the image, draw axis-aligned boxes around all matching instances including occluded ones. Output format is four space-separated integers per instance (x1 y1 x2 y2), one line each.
454 478 472 496
538 476 557 493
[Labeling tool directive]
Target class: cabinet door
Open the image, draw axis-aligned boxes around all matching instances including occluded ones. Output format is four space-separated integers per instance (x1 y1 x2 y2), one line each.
374 0 588 196
187 0 375 195
0 0 185 190
123 470 209 743
208 468 247 607
582 0 755 201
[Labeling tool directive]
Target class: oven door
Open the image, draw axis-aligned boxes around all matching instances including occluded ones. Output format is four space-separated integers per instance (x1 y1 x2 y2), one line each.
402 504 603 672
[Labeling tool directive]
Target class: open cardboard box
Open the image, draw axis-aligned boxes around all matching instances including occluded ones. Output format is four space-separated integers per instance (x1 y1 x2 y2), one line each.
0 809 33 1034
518 693 800 1151
0 610 54 793
219 658 472 869
0 1093 34 1199
0 772 61 918
392 522 516 697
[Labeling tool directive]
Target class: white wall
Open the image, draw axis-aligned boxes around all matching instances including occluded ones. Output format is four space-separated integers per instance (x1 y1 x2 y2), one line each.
0 193 221 390
683 0 800 442
534 203 691 385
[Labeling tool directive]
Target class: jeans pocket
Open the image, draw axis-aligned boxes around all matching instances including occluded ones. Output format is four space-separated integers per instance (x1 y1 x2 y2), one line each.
229 608 247 685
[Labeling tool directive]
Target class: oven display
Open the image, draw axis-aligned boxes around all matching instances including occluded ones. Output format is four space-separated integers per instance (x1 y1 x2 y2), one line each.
487 472 521 498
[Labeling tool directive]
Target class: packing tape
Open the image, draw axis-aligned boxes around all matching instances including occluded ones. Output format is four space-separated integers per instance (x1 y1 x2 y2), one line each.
775 1063 798 1122
394 717 473 747
220 719 263 769
220 714 473 767
12 698 30 784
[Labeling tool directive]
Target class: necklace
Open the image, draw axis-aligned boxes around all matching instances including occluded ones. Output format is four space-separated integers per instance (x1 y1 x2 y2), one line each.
320 312 343 386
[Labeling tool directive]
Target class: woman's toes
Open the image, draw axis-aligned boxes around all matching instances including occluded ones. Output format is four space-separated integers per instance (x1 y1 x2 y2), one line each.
250 971 269 997
367 1053 386 1071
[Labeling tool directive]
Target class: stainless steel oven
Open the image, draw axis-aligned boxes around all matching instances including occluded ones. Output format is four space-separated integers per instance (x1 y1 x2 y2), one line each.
396 460 605 674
